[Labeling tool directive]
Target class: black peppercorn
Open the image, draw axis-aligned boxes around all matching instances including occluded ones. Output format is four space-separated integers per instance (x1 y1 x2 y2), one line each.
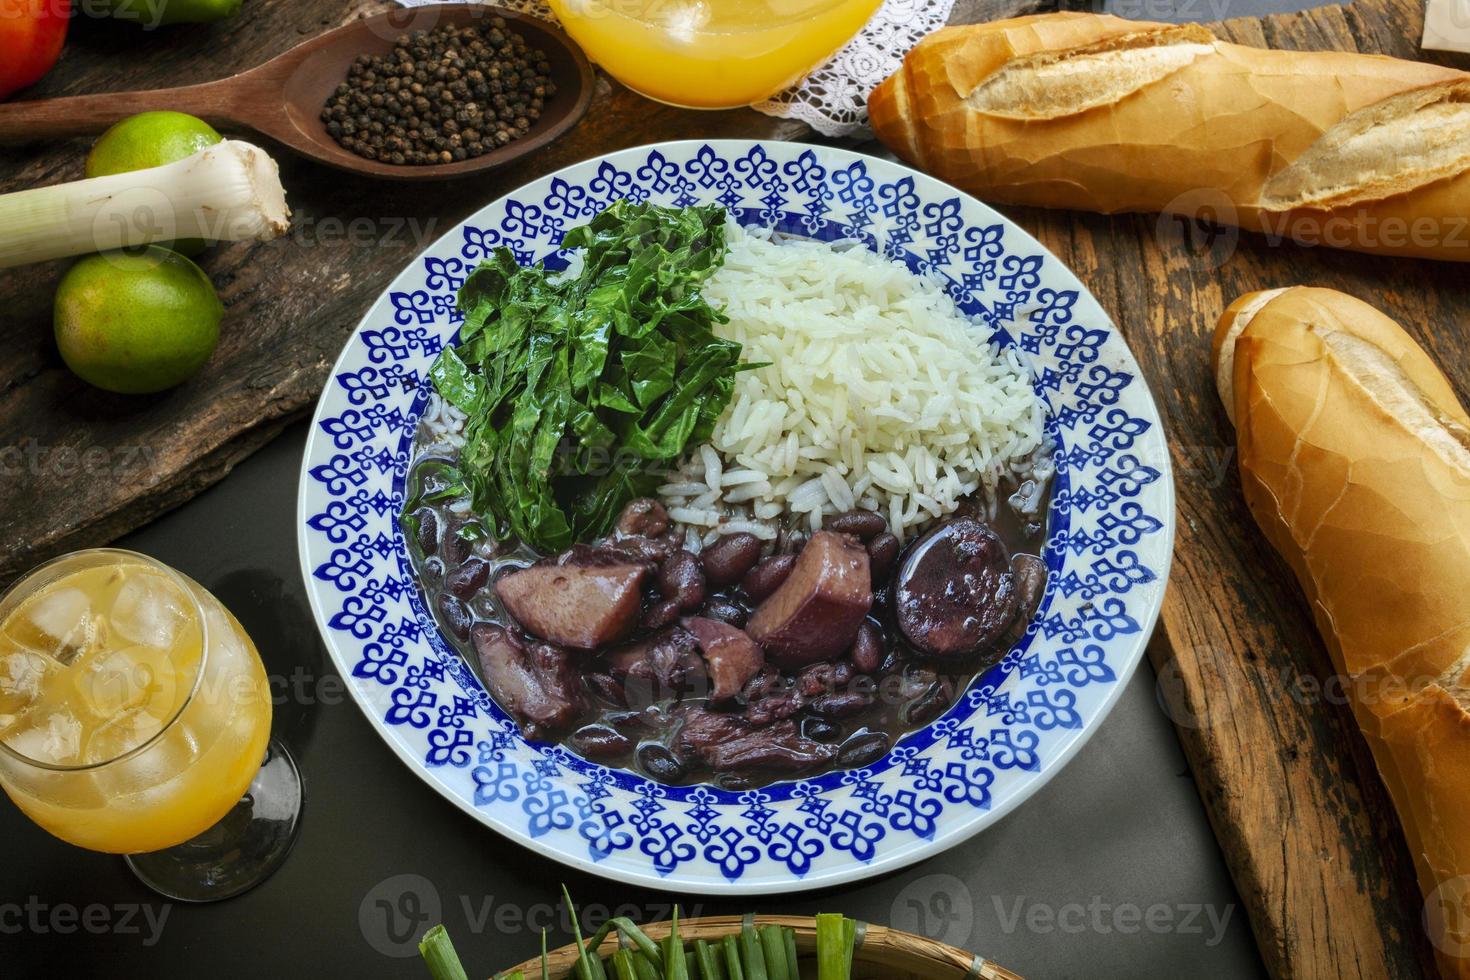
320 19 555 166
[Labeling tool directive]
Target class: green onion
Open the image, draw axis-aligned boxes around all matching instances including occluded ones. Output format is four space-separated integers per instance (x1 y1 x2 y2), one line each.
612 950 639 980
738 925 768 980
781 929 798 978
665 907 690 980
631 950 662 980
586 920 615 959
419 924 470 980
608 918 665 966
720 935 745 980
560 885 607 980
815 914 853 980
694 939 724 980
0 141 290 270
758 926 789 980
542 930 551 980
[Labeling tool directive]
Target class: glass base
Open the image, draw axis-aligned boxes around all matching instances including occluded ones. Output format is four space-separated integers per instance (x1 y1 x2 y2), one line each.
124 738 302 902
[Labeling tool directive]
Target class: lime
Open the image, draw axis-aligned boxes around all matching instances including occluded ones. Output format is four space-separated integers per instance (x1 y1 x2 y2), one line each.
97 0 243 27
86 112 224 255
54 247 223 395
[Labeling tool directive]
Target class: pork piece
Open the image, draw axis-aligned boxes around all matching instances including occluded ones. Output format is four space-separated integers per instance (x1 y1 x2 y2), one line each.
495 561 650 649
702 720 837 774
742 688 805 726
746 530 872 669
677 706 752 758
603 627 705 704
895 517 1018 660
470 624 584 740
681 616 765 702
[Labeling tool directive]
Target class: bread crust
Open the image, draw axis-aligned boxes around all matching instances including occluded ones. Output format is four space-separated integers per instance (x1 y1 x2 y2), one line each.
869 13 1470 260
1216 287 1470 975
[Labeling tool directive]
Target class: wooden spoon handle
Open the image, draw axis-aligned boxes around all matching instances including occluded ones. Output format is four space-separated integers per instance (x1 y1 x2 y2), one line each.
0 79 247 143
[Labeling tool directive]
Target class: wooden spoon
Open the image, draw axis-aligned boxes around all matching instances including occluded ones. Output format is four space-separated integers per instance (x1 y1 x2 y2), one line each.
0 3 595 181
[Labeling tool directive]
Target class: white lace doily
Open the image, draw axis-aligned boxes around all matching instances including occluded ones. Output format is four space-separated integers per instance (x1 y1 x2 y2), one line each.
393 0 954 136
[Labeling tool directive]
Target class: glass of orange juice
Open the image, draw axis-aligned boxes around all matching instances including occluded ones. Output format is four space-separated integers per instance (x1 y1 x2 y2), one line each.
548 0 884 108
0 549 301 902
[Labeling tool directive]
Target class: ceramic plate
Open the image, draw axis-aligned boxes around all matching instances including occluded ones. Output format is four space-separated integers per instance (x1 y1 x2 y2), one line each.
297 140 1175 893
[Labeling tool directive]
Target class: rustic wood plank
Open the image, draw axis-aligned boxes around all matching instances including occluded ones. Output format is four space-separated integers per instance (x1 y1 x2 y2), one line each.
982 3 1467 977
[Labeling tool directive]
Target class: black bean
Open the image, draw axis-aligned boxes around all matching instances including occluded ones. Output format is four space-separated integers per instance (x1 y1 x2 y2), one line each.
837 731 890 768
699 533 761 585
641 597 682 631
659 550 706 610
436 593 473 640
442 522 472 565
850 621 884 675
811 691 874 718
741 554 796 603
445 557 489 600
570 724 632 759
637 743 686 784
825 509 887 540
801 716 840 742
585 672 628 707
902 681 952 727
867 532 900 581
701 598 748 629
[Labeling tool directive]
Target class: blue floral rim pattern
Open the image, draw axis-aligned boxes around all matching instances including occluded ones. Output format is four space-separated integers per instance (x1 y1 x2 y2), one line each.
297 140 1175 894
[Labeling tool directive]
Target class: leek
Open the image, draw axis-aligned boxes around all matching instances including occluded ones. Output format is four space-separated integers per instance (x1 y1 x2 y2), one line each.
0 140 290 269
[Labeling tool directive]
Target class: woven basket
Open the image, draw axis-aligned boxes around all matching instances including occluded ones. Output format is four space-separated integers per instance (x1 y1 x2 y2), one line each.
499 914 1023 979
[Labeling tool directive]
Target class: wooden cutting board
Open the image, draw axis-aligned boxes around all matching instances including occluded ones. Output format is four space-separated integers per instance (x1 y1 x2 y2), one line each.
0 0 1463 977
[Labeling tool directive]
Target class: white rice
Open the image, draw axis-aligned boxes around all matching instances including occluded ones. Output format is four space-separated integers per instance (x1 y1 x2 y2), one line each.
670 224 1046 542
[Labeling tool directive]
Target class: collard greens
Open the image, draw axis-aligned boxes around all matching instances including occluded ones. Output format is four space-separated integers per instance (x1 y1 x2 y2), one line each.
425 201 751 552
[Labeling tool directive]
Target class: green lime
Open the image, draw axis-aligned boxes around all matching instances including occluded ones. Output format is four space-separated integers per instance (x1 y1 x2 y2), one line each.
54 247 223 395
97 0 242 28
86 112 224 255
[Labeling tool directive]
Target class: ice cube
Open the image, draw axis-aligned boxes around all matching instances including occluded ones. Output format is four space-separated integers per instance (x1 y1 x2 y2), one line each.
8 587 105 665
110 572 188 650
0 648 52 716
76 646 175 719
3 710 83 765
84 708 166 765
93 725 192 795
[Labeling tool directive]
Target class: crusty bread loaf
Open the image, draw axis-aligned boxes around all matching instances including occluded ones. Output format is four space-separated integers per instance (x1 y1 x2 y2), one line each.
869 13 1470 261
1215 287 1470 976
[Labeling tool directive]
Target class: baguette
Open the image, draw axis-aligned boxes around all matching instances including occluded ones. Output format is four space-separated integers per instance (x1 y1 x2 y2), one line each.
869 13 1470 261
1215 286 1470 976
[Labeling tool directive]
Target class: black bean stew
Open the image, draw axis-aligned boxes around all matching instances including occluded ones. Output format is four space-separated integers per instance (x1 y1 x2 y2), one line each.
405 458 1050 790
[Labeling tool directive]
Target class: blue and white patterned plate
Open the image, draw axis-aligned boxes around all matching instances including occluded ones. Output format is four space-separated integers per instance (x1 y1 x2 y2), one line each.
297 140 1175 894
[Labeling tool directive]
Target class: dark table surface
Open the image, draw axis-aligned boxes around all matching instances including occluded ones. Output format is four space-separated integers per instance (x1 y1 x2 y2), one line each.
4 420 1266 978
3 0 1352 975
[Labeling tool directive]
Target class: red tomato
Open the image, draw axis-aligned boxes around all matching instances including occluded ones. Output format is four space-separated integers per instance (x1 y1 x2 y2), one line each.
0 0 70 100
